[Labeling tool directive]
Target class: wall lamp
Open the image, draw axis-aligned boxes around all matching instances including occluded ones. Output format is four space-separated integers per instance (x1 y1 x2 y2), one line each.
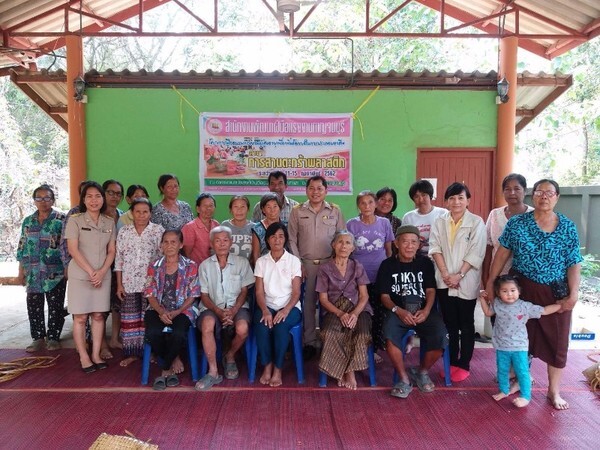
74 76 87 103
496 77 509 104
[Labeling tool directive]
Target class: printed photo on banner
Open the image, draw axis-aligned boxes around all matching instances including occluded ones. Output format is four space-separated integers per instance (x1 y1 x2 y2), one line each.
199 112 353 194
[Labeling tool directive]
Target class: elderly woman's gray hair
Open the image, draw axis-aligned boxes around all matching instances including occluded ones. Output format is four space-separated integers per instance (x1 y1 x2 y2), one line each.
330 229 356 250
209 225 232 241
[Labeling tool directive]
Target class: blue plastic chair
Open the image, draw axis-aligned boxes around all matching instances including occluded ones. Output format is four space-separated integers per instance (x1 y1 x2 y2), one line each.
392 329 452 387
319 343 377 387
141 324 200 385
248 284 305 384
200 328 254 377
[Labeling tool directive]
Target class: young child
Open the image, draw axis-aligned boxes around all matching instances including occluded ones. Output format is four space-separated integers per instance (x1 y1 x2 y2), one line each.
479 274 561 407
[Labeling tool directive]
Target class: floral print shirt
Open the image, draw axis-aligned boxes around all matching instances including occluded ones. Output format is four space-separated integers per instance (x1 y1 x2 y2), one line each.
114 222 164 293
17 209 66 293
150 200 193 231
143 254 200 322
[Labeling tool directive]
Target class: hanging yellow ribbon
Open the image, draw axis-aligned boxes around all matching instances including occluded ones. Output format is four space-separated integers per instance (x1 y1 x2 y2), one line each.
352 85 380 140
171 85 201 131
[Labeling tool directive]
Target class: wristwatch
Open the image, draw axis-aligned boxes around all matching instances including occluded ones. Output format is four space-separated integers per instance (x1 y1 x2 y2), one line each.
391 306 399 313
459 272 465 278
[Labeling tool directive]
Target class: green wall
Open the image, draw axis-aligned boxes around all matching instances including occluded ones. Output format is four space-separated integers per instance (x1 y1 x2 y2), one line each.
86 88 496 221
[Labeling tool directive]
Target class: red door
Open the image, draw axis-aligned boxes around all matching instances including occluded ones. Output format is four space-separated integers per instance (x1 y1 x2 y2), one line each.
416 148 495 220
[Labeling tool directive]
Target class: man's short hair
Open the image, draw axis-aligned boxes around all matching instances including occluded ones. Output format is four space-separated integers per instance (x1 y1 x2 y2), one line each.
268 171 288 185
306 175 327 189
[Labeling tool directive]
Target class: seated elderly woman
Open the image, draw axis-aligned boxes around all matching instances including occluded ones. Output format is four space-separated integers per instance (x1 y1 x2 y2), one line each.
375 225 448 399
143 230 200 390
195 226 255 391
316 230 372 390
253 222 302 387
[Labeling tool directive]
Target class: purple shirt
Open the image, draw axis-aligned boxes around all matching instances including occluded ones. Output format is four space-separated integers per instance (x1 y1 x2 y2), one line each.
346 216 394 283
316 259 372 315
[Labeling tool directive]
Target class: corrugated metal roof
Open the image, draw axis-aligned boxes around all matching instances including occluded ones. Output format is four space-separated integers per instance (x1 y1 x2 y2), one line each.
8 68 571 134
1 0 598 71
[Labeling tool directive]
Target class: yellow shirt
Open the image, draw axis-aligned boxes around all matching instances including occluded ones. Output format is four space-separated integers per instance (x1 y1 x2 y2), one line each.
449 216 463 247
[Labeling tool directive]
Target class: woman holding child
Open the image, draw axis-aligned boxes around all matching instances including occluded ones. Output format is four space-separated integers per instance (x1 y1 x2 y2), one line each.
486 179 582 410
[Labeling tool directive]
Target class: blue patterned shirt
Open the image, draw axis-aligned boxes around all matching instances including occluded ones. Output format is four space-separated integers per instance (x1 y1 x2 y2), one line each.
498 212 583 285
17 209 66 293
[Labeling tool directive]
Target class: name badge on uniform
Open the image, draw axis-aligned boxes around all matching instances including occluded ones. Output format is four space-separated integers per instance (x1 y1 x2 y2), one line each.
81 227 91 231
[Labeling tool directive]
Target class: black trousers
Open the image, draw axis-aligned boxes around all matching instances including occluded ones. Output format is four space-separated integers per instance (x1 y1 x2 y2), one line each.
437 288 476 371
26 279 66 341
144 309 191 371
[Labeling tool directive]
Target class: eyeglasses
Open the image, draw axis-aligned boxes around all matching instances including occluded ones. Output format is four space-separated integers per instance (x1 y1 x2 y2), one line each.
533 190 558 198
106 190 123 197
34 197 53 202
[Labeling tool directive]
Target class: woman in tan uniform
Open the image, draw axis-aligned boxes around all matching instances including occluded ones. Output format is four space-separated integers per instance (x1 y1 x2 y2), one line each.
65 181 116 373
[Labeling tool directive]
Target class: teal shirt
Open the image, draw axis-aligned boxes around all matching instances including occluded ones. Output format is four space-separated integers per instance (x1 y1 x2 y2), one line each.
16 209 66 293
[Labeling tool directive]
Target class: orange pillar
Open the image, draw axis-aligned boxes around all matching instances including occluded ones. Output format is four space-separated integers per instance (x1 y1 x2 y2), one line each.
495 36 518 207
66 34 87 207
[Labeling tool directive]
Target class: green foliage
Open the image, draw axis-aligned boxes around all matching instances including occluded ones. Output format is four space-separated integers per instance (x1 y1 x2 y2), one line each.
581 253 600 278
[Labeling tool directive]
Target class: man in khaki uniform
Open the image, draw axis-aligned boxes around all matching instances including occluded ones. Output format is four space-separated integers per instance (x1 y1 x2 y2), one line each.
288 176 345 359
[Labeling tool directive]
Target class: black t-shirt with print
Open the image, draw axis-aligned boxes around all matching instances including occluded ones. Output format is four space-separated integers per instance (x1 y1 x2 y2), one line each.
375 255 436 312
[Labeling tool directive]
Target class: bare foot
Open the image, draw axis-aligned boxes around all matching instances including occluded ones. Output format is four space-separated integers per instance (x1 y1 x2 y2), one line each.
120 356 138 367
100 348 113 360
170 356 184 374
343 372 357 390
492 392 508 401
337 379 344 387
509 380 520 394
269 367 283 387
513 397 530 408
260 363 273 385
405 336 414 354
109 340 123 349
547 393 569 410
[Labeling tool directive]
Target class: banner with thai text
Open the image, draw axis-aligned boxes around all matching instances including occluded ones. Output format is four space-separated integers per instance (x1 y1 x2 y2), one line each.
200 113 353 194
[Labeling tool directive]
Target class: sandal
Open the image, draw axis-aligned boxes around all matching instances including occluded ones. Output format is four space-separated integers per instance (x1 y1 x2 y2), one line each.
166 374 180 387
194 374 223 391
223 357 239 380
390 380 413 399
152 376 167 391
409 367 435 393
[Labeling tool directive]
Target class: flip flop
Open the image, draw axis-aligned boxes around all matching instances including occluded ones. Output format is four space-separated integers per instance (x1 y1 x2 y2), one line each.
408 367 435 393
194 374 223 391
166 374 180 387
390 380 413 399
152 376 167 391
223 357 239 380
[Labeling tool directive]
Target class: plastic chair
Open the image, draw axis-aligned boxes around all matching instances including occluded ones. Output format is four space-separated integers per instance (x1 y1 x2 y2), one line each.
200 328 254 377
248 284 305 384
319 343 377 387
392 329 452 387
141 324 200 385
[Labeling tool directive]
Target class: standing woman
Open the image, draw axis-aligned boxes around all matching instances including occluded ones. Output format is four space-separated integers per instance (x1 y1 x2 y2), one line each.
221 195 254 261
182 193 219 265
117 184 149 231
253 223 302 387
346 190 394 357
65 181 116 372
486 179 582 410
375 187 402 236
17 184 67 352
481 173 533 286
151 174 193 231
251 193 283 264
317 230 372 390
429 182 486 382
114 198 164 367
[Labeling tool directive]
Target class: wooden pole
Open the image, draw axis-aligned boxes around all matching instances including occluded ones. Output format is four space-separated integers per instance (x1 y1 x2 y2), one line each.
495 36 518 207
66 34 87 207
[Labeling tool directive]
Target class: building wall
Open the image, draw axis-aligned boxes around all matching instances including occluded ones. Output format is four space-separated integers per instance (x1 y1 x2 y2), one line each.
86 88 496 221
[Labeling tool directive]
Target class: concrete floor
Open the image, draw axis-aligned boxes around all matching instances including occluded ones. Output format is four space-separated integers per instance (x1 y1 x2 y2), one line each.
2 283 597 351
